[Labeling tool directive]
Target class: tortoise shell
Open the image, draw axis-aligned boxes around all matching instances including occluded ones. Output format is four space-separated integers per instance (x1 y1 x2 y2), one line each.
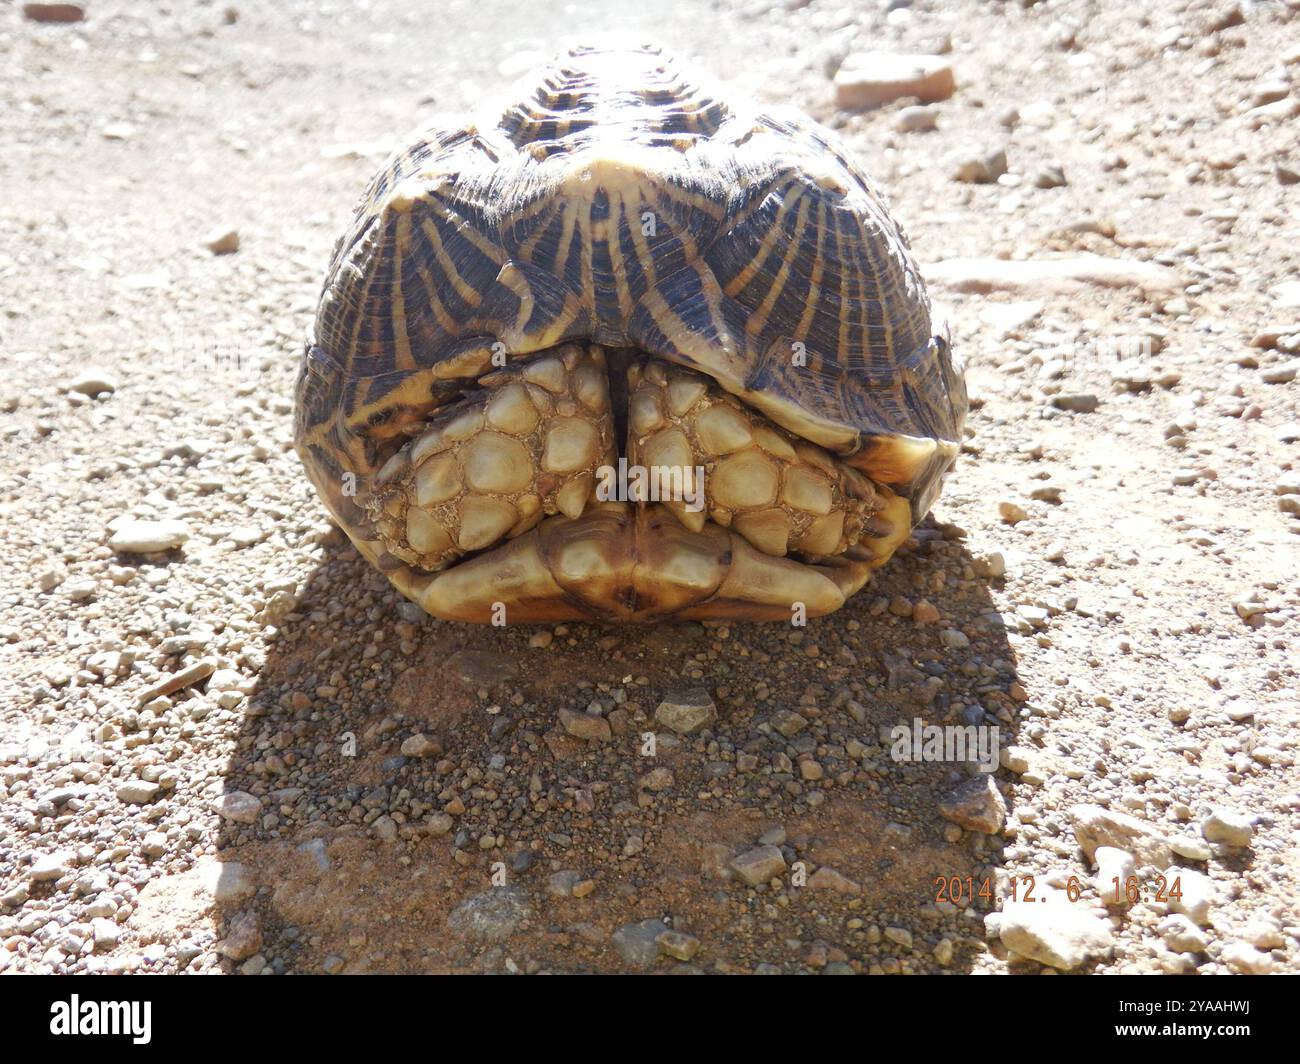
294 43 966 623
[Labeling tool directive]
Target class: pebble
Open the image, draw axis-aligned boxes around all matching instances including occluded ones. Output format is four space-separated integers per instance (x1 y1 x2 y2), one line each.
1051 392 1100 413
1157 914 1208 954
1240 916 1284 951
938 776 1006 834
997 897 1114 970
211 791 263 824
91 918 121 951
399 733 441 757
558 706 612 742
447 887 531 942
30 852 70 882
67 369 119 397
1260 358 1300 384
116 780 160 804
602 919 667 970
1200 808 1254 848
22 3 85 23
108 518 191 553
656 929 701 961
1033 164 1068 188
952 147 1008 184
1070 803 1174 869
1221 942 1274 975
217 912 262 961
1169 869 1216 927
1094 847 1136 908
729 845 787 887
807 867 862 895
203 227 240 255
998 501 1028 524
647 686 717 735
833 52 956 110
894 105 938 132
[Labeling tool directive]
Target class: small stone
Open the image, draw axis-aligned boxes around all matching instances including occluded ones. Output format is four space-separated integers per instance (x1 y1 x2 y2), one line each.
67 369 119 397
91 918 121 951
884 926 913 949
938 776 1006 834
217 912 262 961
894 105 938 132
23 4 85 23
527 630 553 648
611 918 670 969
1169 869 1216 927
639 767 674 792
952 147 1008 183
653 688 717 735
1033 164 1067 189
998 501 1028 524
1221 942 1274 975
400 733 441 757
211 791 262 824
1170 835 1212 862
656 929 701 961
203 227 240 255
1200 808 1254 848
1070 803 1174 870
913 599 941 624
116 780 160 804
1094 847 1137 908
30 852 70 882
558 706 612 742
940 628 970 650
108 518 191 553
447 887 531 943
1051 392 1100 413
807 866 861 895
729 845 787 887
1261 358 1300 384
1240 916 1284 951
833 52 956 110
141 831 168 858
1157 914 1208 954
769 709 808 737
973 550 1006 578
999 897 1114 970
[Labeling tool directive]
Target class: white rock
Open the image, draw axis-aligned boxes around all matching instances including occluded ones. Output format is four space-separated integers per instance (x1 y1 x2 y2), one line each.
116 780 160 804
211 791 263 824
999 896 1114 970
67 369 119 397
1094 846 1137 908
1240 916 1284 951
833 52 956 110
927 255 1180 297
1168 868 1216 927
1221 941 1274 974
1200 808 1255 848
1158 913 1208 954
91 918 120 951
30 852 71 882
108 518 191 553
203 227 240 255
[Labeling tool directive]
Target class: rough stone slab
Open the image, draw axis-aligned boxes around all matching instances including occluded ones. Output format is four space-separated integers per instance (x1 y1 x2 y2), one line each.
927 255 1179 296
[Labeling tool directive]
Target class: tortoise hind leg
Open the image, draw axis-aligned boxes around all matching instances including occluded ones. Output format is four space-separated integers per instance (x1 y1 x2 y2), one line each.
356 343 616 573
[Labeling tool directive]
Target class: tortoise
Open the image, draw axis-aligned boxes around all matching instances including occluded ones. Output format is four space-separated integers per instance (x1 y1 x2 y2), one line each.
294 43 966 623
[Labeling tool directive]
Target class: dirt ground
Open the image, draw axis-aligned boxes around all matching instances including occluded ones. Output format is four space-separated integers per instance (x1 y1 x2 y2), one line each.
1 0 1297 975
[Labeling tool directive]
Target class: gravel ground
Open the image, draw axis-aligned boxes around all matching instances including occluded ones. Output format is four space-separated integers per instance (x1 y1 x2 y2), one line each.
1 0 1297 975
